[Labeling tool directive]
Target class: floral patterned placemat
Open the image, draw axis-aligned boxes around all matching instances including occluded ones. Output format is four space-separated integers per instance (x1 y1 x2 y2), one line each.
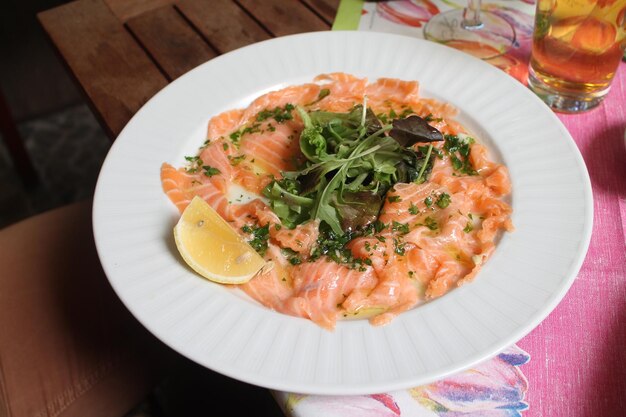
274 345 529 416
334 0 536 84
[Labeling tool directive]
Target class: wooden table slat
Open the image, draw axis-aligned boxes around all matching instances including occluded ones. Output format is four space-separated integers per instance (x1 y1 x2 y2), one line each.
126 6 217 81
300 0 340 25
236 0 329 37
176 0 271 54
38 0 169 138
103 0 179 22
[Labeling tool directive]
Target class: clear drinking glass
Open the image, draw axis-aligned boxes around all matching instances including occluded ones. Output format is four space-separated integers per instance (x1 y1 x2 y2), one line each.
423 0 516 60
528 0 626 112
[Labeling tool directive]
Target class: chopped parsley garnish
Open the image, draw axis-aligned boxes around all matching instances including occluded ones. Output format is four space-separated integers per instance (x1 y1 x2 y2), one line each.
423 113 443 123
398 107 414 119
463 222 474 233
424 216 438 231
229 131 241 143
318 88 330 100
223 143 229 151
308 88 330 105
257 103 295 123
436 192 451 208
444 134 477 175
371 108 398 123
202 165 221 177
393 238 406 255
408 202 419 215
424 196 433 207
228 154 246 166
184 156 203 173
242 224 270 256
392 221 410 235
388 195 402 203
229 123 262 146
310 226 356 266
373 220 387 233
242 124 261 135
431 147 444 159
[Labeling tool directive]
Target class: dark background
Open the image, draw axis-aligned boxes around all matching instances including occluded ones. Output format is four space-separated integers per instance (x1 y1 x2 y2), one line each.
0 0 80 121
0 2 285 416
0 0 110 228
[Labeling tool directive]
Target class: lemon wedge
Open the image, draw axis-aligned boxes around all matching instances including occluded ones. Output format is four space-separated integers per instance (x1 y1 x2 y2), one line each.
174 196 266 284
342 307 387 320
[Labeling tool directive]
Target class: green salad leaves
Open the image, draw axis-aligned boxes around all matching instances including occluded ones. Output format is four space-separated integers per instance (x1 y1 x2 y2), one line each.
263 105 443 235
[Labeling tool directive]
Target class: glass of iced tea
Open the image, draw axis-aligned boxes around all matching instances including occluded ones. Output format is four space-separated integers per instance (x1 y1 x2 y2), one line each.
528 0 626 112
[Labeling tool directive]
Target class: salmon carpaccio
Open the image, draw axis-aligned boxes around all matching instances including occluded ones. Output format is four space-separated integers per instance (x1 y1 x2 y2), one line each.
161 73 513 330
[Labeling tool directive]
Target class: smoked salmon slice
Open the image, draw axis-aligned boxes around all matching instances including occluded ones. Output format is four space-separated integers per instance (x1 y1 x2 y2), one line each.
284 259 378 330
161 73 513 330
160 162 231 218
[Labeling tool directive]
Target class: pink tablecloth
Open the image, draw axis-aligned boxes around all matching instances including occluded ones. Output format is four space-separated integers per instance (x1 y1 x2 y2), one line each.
518 63 626 416
276 2 626 415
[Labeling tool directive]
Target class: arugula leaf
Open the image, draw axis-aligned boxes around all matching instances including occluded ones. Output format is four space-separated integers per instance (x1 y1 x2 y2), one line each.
414 144 434 184
263 178 313 229
311 163 346 234
298 106 328 162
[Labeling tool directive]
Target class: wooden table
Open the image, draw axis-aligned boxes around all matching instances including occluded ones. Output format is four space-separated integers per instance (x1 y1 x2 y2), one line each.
38 0 338 139
37 1 338 415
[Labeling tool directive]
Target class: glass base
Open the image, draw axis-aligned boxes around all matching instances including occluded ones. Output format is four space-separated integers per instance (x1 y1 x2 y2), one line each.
527 67 608 113
423 9 515 60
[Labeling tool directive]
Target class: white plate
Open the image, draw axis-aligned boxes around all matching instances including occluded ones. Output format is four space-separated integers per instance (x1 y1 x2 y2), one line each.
93 32 592 395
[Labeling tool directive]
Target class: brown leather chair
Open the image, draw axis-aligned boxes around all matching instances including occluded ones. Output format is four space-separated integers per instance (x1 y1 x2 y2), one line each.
0 201 166 417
